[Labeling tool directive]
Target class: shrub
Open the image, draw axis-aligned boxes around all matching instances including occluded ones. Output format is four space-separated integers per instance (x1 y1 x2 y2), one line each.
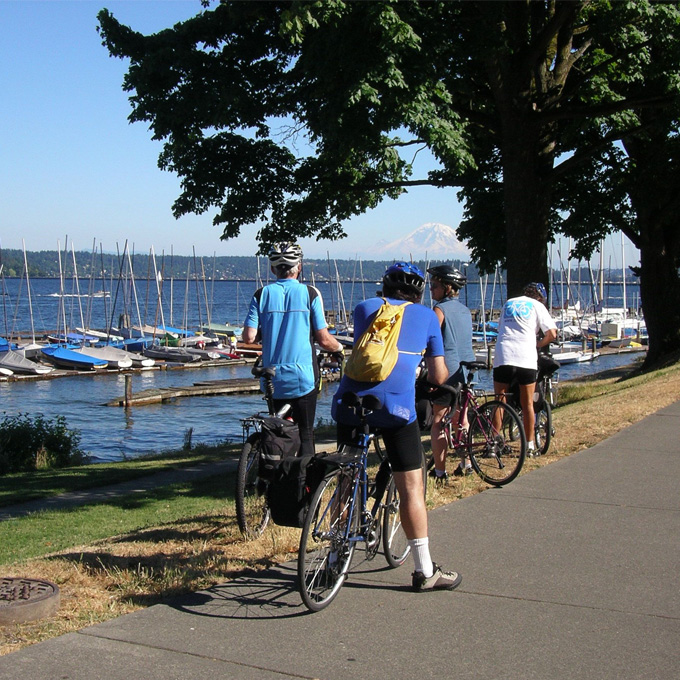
0 413 85 475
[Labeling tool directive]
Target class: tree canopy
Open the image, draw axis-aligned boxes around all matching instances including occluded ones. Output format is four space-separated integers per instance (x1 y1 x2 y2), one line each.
98 0 680 366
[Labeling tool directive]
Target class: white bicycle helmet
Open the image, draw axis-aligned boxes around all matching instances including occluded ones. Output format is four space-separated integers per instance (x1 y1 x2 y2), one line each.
268 242 303 268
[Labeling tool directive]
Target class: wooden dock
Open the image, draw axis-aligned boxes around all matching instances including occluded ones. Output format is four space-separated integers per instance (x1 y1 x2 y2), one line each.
105 377 262 407
105 366 343 407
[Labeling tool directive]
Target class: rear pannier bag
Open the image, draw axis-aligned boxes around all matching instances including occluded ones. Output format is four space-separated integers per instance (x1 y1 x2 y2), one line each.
258 417 300 480
266 454 326 528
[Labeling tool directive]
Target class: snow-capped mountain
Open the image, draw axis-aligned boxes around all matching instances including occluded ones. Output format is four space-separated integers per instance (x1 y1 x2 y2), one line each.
374 222 469 260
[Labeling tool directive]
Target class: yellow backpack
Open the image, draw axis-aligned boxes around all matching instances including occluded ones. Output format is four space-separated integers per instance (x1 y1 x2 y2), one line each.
344 299 411 382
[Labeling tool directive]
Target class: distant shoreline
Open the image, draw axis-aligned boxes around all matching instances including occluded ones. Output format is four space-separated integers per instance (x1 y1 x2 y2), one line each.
1 276 639 285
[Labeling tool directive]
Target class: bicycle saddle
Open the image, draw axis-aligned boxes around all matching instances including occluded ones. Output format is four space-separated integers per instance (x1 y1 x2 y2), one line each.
460 360 488 371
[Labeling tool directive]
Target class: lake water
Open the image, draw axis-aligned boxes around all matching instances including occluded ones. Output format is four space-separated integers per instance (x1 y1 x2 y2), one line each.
0 277 644 462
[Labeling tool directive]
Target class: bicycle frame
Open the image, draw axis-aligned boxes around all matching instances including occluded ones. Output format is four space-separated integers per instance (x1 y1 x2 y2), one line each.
313 430 380 549
430 360 526 486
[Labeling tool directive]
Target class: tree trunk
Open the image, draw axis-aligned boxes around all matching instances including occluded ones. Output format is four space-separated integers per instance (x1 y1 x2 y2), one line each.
500 112 552 299
638 226 680 369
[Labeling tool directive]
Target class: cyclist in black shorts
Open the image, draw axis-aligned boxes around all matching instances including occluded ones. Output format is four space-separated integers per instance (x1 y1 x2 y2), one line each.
332 262 462 592
492 283 557 455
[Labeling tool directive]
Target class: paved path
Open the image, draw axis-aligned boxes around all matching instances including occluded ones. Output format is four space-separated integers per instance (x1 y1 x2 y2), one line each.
1 402 678 679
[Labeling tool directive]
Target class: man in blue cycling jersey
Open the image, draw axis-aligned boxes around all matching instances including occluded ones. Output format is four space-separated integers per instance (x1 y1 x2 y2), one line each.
243 243 343 458
332 262 463 592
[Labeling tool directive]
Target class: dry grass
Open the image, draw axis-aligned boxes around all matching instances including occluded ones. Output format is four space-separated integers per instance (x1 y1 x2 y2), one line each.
1 517 302 656
3 358 680 656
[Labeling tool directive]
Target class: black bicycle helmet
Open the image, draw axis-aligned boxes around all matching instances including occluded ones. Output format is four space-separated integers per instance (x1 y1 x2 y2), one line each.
268 242 303 268
427 264 467 291
382 261 426 294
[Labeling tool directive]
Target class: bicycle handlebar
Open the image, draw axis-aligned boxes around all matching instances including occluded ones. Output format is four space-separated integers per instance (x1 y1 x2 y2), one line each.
420 381 461 405
340 391 382 413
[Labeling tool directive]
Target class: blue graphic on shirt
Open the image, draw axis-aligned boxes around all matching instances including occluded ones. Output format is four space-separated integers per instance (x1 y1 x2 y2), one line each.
503 299 533 321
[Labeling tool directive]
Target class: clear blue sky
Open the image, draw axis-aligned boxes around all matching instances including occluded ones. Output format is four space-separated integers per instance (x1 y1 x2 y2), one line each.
0 0 637 269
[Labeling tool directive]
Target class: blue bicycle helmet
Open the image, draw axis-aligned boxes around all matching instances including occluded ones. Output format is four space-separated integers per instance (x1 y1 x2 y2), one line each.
383 261 426 294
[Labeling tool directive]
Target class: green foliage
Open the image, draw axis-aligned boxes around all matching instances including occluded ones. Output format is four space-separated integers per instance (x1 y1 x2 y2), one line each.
0 413 84 475
96 1 680 357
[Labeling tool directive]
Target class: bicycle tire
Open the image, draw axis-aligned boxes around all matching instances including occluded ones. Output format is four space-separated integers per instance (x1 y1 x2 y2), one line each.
467 400 526 486
235 433 270 539
534 402 553 456
298 469 357 612
382 476 410 568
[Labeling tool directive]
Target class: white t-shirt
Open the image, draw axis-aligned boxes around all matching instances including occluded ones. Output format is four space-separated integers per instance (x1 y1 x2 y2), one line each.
493 296 557 370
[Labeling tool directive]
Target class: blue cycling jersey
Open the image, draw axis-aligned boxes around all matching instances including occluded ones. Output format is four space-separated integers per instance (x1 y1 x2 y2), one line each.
332 297 444 428
245 278 327 399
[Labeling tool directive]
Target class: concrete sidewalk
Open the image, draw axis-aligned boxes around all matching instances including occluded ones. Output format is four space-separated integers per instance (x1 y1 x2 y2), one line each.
2 402 678 679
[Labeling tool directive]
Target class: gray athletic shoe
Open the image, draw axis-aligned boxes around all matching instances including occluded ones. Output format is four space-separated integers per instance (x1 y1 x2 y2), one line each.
411 563 462 592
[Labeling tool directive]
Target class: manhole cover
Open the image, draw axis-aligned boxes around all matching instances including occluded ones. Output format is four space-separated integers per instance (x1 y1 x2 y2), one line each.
0 577 60 625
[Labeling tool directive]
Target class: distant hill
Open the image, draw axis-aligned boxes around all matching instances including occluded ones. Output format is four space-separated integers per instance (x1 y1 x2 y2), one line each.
0 248 637 283
0 248 470 282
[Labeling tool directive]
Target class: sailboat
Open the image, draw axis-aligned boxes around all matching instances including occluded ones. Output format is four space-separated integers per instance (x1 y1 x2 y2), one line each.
72 344 133 369
0 347 54 375
41 345 109 370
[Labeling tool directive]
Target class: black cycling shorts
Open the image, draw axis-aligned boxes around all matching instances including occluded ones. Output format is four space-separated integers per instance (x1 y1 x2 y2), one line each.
493 365 537 386
336 419 423 472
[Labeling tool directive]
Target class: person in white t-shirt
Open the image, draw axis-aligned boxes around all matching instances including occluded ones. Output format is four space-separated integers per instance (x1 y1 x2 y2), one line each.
492 283 557 454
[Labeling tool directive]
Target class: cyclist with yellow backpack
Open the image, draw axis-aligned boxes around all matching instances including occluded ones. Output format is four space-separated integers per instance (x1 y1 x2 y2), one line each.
332 262 462 592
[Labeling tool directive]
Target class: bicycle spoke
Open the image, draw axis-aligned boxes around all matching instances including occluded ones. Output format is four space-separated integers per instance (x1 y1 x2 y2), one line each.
468 401 526 486
235 434 270 539
298 471 356 612
382 478 410 568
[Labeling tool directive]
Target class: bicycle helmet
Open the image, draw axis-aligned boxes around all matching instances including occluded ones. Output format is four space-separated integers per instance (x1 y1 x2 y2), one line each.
427 264 467 291
523 282 547 303
268 242 303 268
382 261 426 294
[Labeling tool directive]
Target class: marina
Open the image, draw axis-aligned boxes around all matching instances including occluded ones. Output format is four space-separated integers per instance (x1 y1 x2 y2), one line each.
0 276 646 463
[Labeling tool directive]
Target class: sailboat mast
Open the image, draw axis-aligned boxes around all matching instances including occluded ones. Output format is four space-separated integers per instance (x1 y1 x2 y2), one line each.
22 240 36 344
71 243 86 338
598 239 604 305
621 232 627 318
150 245 166 332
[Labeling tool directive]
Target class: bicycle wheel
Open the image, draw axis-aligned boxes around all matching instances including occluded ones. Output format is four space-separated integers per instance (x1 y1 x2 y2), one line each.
382 476 410 568
298 469 357 612
534 402 553 456
235 433 270 539
467 400 526 486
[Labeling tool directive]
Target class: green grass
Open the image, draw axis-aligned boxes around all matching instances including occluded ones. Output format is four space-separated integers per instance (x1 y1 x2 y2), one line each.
0 443 239 508
0 474 236 565
556 359 673 407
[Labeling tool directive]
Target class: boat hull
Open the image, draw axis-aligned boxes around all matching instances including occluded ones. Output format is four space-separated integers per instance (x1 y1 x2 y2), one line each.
41 346 108 370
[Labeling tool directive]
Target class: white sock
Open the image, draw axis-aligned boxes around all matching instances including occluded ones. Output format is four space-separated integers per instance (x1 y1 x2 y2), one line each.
409 537 433 578
528 440 536 451
435 468 446 477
